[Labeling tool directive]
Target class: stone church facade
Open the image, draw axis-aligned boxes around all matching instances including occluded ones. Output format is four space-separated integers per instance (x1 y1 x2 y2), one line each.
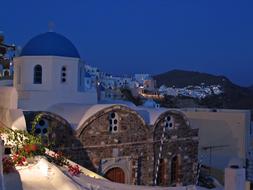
25 105 199 187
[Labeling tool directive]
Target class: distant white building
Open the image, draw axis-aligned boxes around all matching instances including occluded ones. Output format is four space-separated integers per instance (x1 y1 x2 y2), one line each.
133 74 156 92
134 74 151 84
85 64 100 78
158 85 223 99
84 72 93 90
101 75 133 89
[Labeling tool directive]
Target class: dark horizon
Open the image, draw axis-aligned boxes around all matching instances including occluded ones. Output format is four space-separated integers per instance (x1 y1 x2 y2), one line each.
1 0 253 87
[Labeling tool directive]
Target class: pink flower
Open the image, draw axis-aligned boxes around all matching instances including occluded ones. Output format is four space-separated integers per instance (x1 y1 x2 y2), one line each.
12 153 26 166
68 164 82 176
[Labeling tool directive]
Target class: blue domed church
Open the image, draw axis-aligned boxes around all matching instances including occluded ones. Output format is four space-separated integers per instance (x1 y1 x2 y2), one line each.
14 32 97 110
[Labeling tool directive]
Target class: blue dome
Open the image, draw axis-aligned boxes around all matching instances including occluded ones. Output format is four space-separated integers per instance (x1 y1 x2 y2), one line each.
20 32 80 58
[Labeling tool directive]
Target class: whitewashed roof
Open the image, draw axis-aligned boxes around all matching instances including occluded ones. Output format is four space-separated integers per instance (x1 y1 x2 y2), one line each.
76 104 124 131
134 106 169 125
47 103 95 130
99 99 136 107
47 103 136 131
46 102 185 130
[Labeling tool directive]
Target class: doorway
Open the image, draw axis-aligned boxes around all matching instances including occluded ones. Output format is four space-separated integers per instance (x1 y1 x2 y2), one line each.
105 167 125 183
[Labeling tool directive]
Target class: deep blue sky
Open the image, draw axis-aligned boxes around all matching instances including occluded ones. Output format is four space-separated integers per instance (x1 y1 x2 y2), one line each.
1 0 253 86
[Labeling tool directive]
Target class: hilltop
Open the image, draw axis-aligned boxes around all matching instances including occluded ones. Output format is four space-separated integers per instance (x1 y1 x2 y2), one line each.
153 70 253 110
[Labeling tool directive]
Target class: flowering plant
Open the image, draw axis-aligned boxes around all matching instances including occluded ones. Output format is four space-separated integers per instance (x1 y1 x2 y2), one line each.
2 156 15 173
21 143 43 158
12 153 27 166
0 126 46 173
68 164 82 176
24 144 38 153
51 151 68 166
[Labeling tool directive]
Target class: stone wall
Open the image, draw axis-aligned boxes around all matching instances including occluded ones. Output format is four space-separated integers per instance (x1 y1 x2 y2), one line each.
153 111 199 186
26 107 199 187
75 107 154 185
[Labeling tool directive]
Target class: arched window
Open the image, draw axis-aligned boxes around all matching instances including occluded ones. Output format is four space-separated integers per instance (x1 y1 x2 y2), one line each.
4 70 10 77
33 65 42 84
157 159 166 186
109 112 119 133
171 156 180 185
61 66 66 83
164 115 174 130
34 119 48 135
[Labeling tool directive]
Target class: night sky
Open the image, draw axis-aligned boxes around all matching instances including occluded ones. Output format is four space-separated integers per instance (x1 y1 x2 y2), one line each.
1 0 253 86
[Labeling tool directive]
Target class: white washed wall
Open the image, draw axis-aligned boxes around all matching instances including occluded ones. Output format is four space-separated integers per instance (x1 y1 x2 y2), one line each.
0 138 5 190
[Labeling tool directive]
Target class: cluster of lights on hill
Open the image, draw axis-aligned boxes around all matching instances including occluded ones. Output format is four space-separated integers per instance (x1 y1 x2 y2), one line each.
159 84 223 99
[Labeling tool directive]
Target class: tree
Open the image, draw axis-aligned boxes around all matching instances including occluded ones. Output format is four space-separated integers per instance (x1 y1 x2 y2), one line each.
120 88 143 106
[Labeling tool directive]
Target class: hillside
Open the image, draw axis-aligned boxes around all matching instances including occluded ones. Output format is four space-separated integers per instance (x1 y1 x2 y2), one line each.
249 85 253 92
153 70 231 88
153 70 253 110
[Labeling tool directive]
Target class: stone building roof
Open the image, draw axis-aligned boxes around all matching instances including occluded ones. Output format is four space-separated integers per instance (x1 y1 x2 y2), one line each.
133 107 168 125
47 103 140 130
47 103 95 130
47 102 189 130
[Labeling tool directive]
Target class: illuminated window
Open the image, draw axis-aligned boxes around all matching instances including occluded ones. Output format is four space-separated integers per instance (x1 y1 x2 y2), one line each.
34 65 42 84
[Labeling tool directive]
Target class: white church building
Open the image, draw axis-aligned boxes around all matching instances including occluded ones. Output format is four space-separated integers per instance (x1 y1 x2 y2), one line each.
13 32 97 111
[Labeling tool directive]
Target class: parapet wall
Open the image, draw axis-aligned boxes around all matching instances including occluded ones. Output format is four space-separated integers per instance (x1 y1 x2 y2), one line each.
0 87 18 109
0 108 26 130
0 138 4 190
